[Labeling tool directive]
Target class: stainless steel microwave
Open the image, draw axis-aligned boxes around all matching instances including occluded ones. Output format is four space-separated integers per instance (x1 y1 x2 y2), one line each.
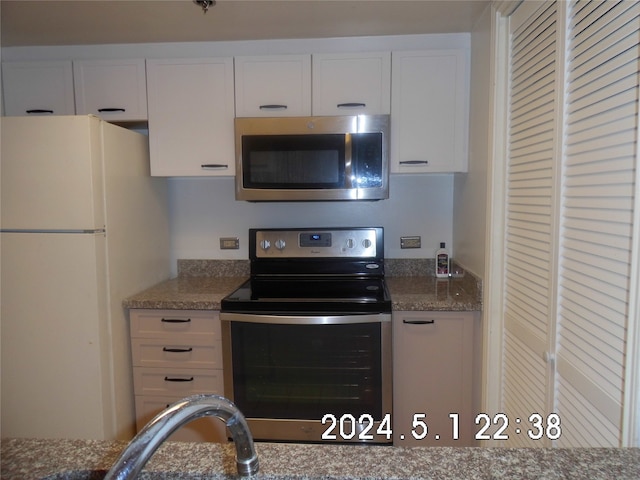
234 115 390 201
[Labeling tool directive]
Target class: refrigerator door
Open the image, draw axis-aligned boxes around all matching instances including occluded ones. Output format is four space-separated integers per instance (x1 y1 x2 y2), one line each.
0 115 105 231
0 231 111 439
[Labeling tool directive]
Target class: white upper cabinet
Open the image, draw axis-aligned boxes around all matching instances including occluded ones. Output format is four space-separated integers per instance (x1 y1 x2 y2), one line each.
73 59 148 122
2 61 75 116
312 52 391 116
234 55 311 117
146 57 236 177
391 49 469 173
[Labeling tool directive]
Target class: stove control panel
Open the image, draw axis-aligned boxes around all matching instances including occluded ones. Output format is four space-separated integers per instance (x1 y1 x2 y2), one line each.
252 228 380 258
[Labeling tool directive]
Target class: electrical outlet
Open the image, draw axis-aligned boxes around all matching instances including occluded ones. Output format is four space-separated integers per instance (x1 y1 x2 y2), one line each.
400 236 421 249
220 237 239 249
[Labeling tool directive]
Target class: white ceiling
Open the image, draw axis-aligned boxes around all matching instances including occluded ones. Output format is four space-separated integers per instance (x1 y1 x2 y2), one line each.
1 0 490 47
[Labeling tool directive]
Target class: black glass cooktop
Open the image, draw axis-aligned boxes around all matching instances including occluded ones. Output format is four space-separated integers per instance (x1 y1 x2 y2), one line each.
221 276 392 315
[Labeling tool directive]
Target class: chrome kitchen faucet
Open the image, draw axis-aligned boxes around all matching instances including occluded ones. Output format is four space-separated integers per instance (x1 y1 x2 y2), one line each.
104 394 259 479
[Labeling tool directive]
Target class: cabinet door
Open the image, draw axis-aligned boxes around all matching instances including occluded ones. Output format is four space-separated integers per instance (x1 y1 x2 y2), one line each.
234 55 311 117
2 61 75 116
312 52 391 116
73 59 147 121
391 50 469 173
146 58 235 176
392 311 476 446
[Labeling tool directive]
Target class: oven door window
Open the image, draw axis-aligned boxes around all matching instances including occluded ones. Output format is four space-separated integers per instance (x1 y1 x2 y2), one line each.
230 322 382 419
241 134 346 188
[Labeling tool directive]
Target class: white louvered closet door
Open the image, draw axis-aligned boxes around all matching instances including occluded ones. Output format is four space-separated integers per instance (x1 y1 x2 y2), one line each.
501 0 639 447
502 0 561 448
556 0 639 447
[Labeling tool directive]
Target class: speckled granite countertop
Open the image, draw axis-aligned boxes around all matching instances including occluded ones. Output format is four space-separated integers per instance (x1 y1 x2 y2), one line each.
123 259 482 312
2 438 638 479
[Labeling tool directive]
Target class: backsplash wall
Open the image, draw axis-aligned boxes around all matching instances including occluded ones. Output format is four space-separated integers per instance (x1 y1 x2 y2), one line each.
168 174 454 276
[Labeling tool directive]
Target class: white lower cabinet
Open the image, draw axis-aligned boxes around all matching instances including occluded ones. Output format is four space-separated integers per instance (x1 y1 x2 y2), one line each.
392 311 478 446
129 309 227 442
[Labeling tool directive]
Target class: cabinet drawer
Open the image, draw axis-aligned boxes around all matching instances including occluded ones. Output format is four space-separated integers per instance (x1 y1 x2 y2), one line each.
131 338 222 369
134 395 227 442
133 367 223 396
130 309 221 339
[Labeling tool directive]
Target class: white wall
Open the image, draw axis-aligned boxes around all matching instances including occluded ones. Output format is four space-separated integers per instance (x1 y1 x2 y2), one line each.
168 174 453 276
452 5 492 279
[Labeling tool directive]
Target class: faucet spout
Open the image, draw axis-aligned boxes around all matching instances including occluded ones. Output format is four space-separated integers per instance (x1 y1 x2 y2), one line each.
104 394 259 479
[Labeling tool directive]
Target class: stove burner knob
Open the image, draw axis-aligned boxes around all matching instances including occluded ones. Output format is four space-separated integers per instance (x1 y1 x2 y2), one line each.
260 239 271 251
346 238 355 249
274 239 286 250
362 239 372 249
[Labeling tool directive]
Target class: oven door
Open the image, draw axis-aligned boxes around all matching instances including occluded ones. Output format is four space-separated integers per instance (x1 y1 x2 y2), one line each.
220 313 392 444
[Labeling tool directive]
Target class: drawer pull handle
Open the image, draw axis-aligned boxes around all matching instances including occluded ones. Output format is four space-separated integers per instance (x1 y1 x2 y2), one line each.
403 319 435 325
162 347 193 353
201 164 229 170
399 160 429 166
337 102 366 108
164 376 194 382
26 109 54 114
259 104 287 110
97 108 126 113
161 318 191 323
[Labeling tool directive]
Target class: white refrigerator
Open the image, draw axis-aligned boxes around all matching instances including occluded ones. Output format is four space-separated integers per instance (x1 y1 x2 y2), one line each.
1 115 170 440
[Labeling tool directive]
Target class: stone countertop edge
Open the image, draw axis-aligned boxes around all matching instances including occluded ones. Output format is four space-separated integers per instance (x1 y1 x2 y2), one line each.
123 259 482 311
2 438 639 480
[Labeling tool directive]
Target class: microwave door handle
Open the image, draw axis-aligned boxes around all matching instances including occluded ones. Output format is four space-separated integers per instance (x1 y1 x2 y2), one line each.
344 133 354 188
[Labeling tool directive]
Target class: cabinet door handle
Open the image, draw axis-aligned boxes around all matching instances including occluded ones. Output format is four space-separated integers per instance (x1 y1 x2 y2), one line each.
259 104 288 110
161 318 191 323
162 347 193 353
337 102 366 108
26 109 54 114
97 108 126 113
164 376 194 382
201 164 229 170
403 319 435 325
399 160 429 165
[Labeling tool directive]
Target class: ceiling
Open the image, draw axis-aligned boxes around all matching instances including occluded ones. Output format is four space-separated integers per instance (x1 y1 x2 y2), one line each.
1 0 490 48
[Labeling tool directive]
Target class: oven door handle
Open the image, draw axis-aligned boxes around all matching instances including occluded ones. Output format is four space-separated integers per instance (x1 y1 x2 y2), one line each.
220 312 390 324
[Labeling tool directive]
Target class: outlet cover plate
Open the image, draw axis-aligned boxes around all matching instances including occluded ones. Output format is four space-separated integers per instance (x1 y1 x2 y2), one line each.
400 236 421 249
220 237 240 249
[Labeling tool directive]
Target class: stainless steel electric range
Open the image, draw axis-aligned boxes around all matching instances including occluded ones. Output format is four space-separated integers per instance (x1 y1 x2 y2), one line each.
220 227 392 444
